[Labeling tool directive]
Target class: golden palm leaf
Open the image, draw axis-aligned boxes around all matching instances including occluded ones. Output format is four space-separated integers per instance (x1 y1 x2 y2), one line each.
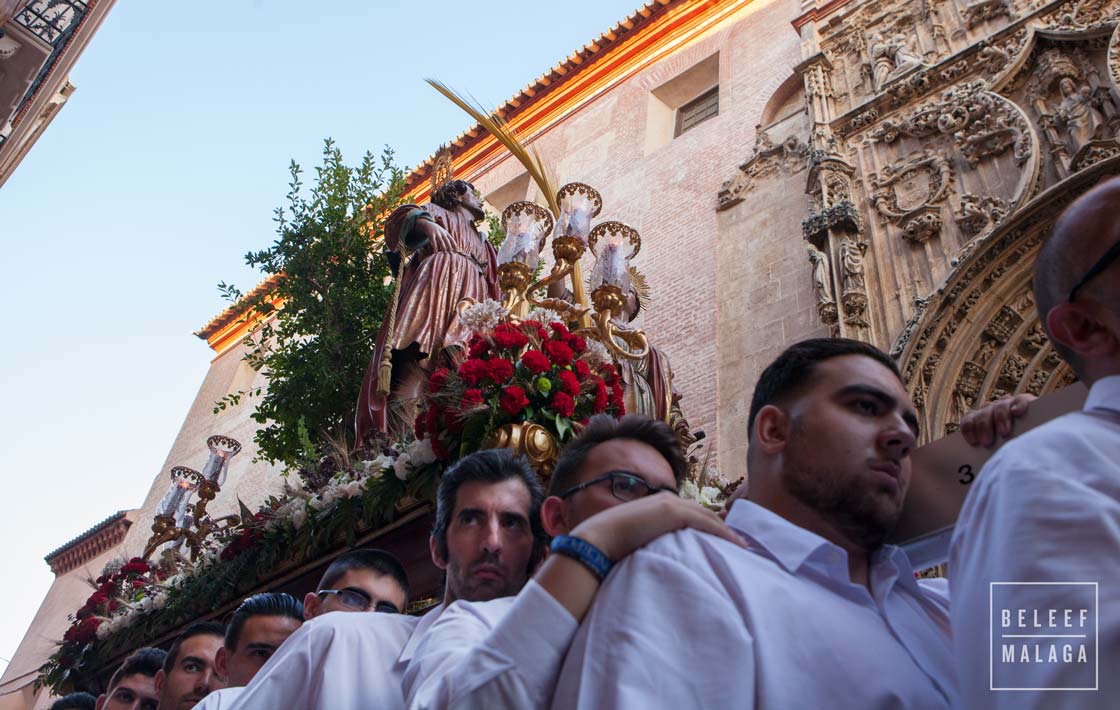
426 78 560 216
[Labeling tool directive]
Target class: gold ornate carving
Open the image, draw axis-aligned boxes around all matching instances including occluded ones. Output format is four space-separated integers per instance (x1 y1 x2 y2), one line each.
430 144 453 194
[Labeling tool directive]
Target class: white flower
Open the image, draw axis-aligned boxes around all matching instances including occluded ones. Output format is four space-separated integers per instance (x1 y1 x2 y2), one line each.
291 507 307 530
393 452 412 481
407 437 437 467
526 307 562 325
679 480 700 502
370 453 395 472
340 479 365 499
582 338 612 368
96 622 111 640
152 591 169 610
699 486 724 508
459 299 508 331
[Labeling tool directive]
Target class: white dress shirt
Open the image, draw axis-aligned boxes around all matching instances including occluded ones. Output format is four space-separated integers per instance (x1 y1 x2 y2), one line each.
402 581 576 709
950 375 1120 709
192 686 243 710
552 500 958 709
223 610 423 710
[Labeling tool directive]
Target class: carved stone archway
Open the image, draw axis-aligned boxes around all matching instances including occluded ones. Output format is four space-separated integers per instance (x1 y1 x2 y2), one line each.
894 155 1120 442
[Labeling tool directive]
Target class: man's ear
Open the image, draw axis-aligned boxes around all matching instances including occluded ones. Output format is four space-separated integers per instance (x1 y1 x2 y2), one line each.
1048 303 1117 358
540 496 570 537
94 694 106 710
154 668 166 694
753 405 790 455
429 535 447 570
214 645 229 681
302 591 319 620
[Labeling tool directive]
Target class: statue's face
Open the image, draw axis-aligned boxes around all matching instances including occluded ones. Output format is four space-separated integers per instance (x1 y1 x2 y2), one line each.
459 186 486 220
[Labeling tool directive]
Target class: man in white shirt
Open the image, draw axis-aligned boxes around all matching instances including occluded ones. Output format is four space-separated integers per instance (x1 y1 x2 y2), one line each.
553 338 959 709
950 176 1120 708
224 448 548 709
403 415 743 709
195 548 412 710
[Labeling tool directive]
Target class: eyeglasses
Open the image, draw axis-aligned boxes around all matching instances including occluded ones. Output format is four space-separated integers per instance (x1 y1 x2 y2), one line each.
317 588 400 614
558 470 678 503
1068 239 1120 302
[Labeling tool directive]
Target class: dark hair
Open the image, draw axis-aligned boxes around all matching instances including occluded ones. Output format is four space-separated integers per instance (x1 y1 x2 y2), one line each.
432 449 547 562
224 593 304 651
163 621 225 673
747 338 902 437
431 179 475 210
107 646 167 692
548 414 688 497
50 693 97 710
317 548 411 603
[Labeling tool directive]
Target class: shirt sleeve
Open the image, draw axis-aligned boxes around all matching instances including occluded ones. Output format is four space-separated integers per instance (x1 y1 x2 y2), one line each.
405 581 577 710
950 444 1120 709
551 544 755 709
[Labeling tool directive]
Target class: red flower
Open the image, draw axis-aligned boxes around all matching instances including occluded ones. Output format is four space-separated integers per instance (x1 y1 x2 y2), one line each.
414 411 426 440
493 323 529 351
132 579 146 589
610 382 626 414
425 406 443 442
64 617 102 645
558 370 581 396
459 358 490 386
500 386 530 416
429 367 451 392
574 359 591 379
545 341 574 367
550 322 571 338
467 334 490 358
550 392 575 418
593 379 609 413
567 335 587 353
430 433 452 461
600 363 620 384
521 349 551 374
488 358 515 383
461 388 484 409
442 408 464 435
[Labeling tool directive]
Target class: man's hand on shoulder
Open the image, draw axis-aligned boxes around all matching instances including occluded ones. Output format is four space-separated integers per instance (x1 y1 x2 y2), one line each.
960 393 1035 448
571 492 748 563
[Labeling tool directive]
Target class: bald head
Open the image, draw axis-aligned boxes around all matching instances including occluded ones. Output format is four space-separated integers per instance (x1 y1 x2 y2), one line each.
1034 176 1120 382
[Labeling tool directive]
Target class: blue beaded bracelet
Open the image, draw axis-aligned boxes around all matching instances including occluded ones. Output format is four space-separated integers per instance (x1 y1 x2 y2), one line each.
550 535 613 581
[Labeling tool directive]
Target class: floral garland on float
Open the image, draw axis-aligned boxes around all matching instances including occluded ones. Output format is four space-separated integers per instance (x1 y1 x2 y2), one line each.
40 84 723 694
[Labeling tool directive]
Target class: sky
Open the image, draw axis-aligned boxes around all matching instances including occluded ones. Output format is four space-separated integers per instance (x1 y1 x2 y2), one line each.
0 0 645 676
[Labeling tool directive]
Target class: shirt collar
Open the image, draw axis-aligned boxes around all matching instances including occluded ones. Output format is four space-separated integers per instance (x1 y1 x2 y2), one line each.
725 499 920 590
1085 374 1120 415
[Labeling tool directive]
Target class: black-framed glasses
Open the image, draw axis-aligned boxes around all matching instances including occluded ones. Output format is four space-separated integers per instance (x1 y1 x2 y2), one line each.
558 470 677 503
317 588 399 614
1069 239 1120 302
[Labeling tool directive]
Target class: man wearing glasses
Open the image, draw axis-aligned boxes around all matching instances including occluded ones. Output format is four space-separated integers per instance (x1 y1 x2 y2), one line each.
403 414 743 709
950 176 1120 708
215 549 412 710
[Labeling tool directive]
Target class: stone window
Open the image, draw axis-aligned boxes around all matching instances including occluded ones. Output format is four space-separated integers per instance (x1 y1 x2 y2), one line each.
645 52 720 153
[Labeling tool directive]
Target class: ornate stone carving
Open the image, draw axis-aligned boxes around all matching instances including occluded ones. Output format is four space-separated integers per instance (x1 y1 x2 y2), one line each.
871 81 1032 165
963 0 1015 29
807 244 839 334
955 194 1009 238
1026 48 1113 171
718 135 810 210
839 237 868 295
801 201 863 241
870 32 927 92
1042 0 1120 31
870 150 954 243
1072 139 1120 169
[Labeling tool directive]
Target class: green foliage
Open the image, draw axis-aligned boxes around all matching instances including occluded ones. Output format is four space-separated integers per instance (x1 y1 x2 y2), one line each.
214 139 406 471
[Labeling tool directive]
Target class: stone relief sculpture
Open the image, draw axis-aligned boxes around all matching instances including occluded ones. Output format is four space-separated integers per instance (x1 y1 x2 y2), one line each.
807 244 839 333
870 32 925 91
840 237 869 294
1056 76 1107 154
870 150 954 243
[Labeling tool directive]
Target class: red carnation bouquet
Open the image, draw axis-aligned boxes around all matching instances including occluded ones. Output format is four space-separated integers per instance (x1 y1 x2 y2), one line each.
415 317 625 461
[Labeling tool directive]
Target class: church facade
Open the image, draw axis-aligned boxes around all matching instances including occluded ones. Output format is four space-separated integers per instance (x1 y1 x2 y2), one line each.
5 0 1119 705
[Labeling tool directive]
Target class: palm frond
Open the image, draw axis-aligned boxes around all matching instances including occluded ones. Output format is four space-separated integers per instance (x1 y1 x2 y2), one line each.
426 79 560 216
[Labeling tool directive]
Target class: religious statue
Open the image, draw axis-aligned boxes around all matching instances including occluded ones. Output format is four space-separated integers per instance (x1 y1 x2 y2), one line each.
356 179 500 442
840 238 868 295
1056 77 1105 156
807 244 835 308
869 33 924 91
